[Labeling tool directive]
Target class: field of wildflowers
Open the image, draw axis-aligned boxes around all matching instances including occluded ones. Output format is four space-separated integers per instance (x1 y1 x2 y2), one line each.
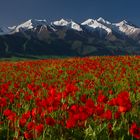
0 56 140 140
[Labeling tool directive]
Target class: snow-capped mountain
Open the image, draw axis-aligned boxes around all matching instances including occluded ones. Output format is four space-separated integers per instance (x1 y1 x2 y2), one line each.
97 17 111 25
112 20 140 37
52 19 69 26
52 19 82 31
0 17 140 57
14 19 48 32
81 19 112 35
1 17 140 38
0 17 140 58
0 27 11 35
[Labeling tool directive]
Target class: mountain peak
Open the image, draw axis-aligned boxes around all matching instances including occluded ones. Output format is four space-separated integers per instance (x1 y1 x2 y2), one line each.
0 17 139 37
0 18 140 56
97 17 105 21
81 19 95 25
15 19 47 32
68 21 83 31
117 20 128 26
97 17 111 25
20 19 47 25
52 19 69 26
81 19 112 34
52 19 82 31
115 20 138 27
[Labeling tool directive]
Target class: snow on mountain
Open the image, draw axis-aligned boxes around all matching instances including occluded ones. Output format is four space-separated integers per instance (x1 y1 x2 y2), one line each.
52 19 69 26
81 19 94 26
68 21 83 31
0 27 11 35
81 19 112 34
0 18 140 39
97 17 111 25
8 26 16 30
52 19 82 31
14 19 47 32
112 20 140 35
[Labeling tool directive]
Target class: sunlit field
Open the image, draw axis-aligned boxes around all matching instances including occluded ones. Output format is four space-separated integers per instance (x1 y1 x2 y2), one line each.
0 56 140 140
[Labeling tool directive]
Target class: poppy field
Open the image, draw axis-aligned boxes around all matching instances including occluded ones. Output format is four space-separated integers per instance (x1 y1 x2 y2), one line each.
0 56 140 140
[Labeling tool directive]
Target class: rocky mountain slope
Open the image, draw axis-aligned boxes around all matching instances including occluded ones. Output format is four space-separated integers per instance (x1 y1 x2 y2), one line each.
0 17 140 58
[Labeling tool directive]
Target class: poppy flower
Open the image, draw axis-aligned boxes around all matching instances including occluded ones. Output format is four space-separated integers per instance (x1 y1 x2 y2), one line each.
19 118 27 127
3 109 12 117
24 131 33 139
129 123 140 139
27 122 35 131
0 97 7 107
102 110 112 120
97 93 108 104
46 117 56 126
35 124 44 135
114 111 121 119
66 119 76 129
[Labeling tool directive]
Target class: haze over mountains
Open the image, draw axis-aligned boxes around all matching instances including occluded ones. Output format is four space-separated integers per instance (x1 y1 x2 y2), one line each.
0 17 140 58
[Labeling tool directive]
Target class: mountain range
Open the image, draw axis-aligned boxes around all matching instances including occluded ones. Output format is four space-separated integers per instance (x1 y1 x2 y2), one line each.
0 17 140 58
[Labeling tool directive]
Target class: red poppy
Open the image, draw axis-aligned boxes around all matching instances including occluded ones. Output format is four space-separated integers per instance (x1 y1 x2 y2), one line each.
22 111 31 120
114 111 121 119
35 124 44 135
27 122 35 131
31 108 37 118
97 93 108 104
108 98 117 106
66 119 76 129
0 97 7 107
102 110 112 120
46 117 56 126
70 104 79 113
80 94 87 103
72 113 79 121
85 98 95 108
79 112 88 121
108 90 113 95
3 109 12 117
24 131 33 139
19 118 27 127
7 112 17 121
129 123 140 139
95 104 105 116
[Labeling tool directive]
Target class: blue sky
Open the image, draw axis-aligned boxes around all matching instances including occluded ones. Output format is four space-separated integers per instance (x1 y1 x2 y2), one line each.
0 0 140 26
